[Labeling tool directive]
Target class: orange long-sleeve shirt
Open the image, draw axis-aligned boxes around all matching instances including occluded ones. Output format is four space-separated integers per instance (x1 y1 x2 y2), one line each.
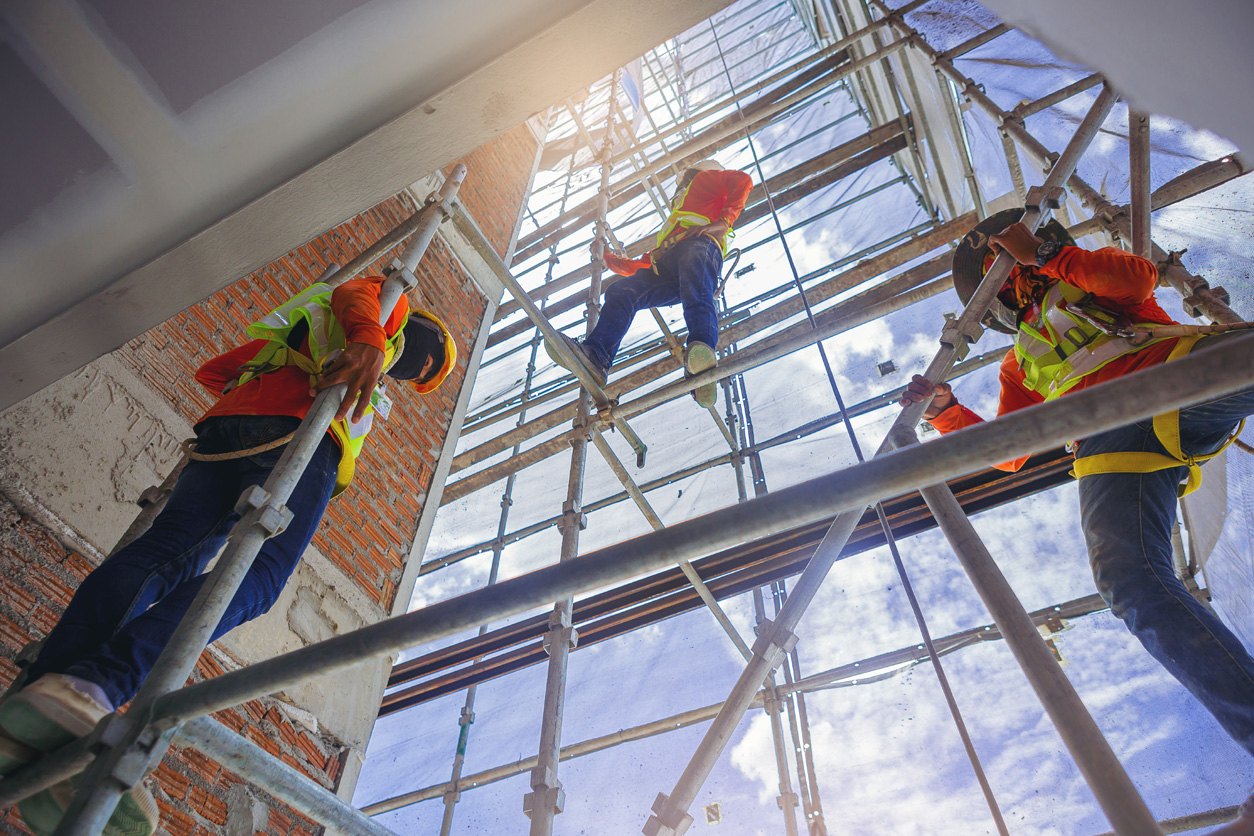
195 277 409 425
604 169 755 276
928 246 1180 471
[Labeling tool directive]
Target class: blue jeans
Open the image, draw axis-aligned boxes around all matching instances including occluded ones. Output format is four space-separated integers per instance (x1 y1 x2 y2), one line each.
1076 385 1254 758
583 235 722 370
25 415 338 708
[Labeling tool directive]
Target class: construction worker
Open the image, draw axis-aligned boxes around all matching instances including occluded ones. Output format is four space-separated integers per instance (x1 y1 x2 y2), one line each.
0 274 455 836
900 208 1254 831
547 159 753 407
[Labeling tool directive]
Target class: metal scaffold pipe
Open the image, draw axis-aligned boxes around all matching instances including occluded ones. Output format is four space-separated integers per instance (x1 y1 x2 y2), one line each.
450 207 649 466
643 81 1166 836
148 330 1254 730
366 593 1109 815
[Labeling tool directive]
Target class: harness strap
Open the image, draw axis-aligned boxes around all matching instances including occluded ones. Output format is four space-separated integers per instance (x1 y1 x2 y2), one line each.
1070 335 1241 497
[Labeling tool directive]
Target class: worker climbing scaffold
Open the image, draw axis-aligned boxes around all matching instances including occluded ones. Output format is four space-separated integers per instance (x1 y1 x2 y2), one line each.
0 268 456 836
546 159 752 408
901 208 1254 834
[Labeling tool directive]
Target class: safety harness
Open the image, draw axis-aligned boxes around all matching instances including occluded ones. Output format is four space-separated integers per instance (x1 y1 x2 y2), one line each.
1014 280 1244 496
653 179 737 263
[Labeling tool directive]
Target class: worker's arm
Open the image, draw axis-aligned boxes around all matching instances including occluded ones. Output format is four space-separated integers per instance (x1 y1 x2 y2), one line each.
1041 246 1159 306
195 340 270 397
899 351 1041 471
711 169 754 225
988 222 1158 305
315 277 411 422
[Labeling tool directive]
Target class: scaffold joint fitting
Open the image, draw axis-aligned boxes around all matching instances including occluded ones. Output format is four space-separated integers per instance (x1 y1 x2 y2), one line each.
557 500 587 532
136 485 167 508
386 259 420 291
234 486 293 538
939 313 979 360
459 707 475 726
1024 184 1065 212
595 402 618 428
777 791 799 811
523 766 565 818
751 623 799 665
643 793 694 836
542 626 579 655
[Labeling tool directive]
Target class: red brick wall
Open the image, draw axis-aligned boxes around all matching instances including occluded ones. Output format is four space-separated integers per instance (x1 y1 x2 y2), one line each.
0 123 539 836
449 121 540 256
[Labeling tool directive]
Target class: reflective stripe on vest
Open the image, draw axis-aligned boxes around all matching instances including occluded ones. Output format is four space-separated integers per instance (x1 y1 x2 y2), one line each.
1013 280 1170 401
1070 335 1241 497
656 181 735 255
236 283 401 497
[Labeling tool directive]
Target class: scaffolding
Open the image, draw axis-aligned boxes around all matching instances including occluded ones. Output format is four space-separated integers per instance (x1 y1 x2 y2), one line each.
4 1 1252 835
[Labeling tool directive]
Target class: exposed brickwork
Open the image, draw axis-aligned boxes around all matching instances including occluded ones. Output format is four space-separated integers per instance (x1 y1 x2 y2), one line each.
448 120 539 256
0 124 539 836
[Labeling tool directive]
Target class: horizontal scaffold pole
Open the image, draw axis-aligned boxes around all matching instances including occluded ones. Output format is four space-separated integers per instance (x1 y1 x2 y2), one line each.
445 266 955 503
465 216 972 470
492 118 912 330
364 593 1106 814
148 332 1254 728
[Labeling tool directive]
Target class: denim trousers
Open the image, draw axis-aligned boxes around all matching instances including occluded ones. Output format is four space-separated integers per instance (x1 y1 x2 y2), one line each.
1076 386 1254 757
583 235 722 370
26 415 338 708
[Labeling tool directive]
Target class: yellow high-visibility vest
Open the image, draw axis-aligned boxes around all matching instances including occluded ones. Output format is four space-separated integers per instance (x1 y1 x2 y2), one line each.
236 283 402 496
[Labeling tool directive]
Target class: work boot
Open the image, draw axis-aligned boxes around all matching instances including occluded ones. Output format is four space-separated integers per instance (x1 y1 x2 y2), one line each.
545 333 608 388
684 341 718 409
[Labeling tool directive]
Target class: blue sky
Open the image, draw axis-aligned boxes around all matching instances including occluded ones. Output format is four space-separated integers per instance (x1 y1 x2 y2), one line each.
356 0 1254 831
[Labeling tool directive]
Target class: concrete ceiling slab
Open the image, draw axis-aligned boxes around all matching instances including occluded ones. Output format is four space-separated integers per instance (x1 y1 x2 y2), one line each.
0 0 734 410
979 0 1254 155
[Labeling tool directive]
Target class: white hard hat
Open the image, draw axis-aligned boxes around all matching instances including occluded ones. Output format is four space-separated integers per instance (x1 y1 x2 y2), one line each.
687 159 724 172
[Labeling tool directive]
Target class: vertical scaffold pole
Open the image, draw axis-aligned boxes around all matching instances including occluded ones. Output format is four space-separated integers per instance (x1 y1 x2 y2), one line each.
47 168 467 836
442 107 575 836
644 80 1163 836
525 76 620 836
1128 109 1152 260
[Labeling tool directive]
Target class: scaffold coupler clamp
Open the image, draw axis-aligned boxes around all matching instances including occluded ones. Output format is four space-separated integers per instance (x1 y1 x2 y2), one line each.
542 607 578 655
1024 184 1065 215
595 400 618 430
523 765 565 819
385 257 420 292
459 706 476 727
644 792 694 836
939 312 980 361
235 485 293 538
557 499 587 534
750 620 800 672
83 713 171 793
136 484 168 509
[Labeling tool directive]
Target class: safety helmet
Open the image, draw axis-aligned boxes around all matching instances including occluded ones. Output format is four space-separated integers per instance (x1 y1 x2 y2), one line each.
676 159 724 192
387 309 457 393
951 207 1075 334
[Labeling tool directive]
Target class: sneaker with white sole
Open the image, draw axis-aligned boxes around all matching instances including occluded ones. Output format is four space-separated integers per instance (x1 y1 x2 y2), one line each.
19 777 159 836
545 333 608 388
0 673 111 760
684 341 718 408
2 675 160 836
